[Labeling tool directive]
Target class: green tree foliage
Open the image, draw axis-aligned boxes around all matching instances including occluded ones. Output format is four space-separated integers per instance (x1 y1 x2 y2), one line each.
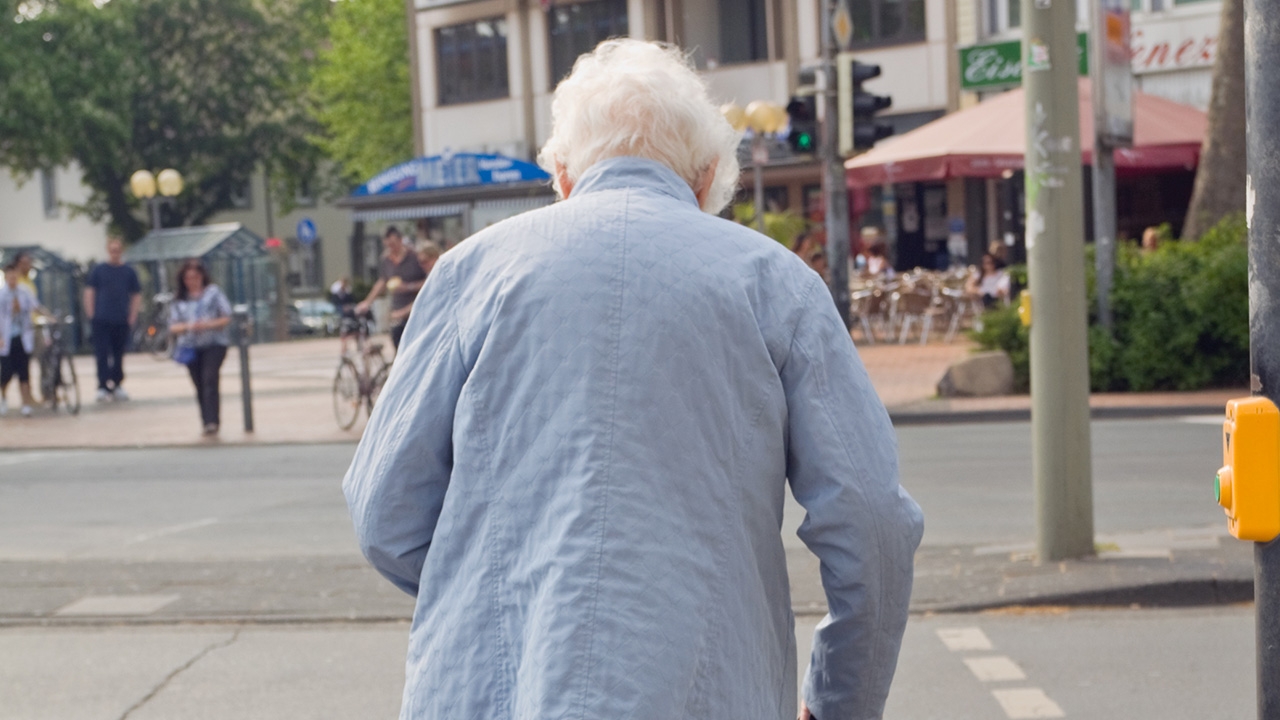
310 0 414 185
0 0 328 240
731 203 809 248
972 216 1249 393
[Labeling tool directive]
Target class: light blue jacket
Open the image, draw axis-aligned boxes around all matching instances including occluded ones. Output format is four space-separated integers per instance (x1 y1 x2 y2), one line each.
344 157 923 720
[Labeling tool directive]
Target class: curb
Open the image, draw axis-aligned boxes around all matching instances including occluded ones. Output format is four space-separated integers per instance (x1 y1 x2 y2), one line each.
912 577 1255 614
889 404 1227 426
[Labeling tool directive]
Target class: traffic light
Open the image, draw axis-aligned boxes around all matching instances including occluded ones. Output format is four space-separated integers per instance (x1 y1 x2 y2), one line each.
1216 397 1280 542
786 96 817 153
786 65 818 155
837 57 893 154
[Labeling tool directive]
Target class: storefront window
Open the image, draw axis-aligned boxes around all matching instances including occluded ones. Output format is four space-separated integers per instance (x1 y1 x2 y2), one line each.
850 0 926 47
436 17 510 106
548 0 629 85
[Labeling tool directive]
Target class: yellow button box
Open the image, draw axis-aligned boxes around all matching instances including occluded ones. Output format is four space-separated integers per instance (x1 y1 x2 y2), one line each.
1217 397 1280 542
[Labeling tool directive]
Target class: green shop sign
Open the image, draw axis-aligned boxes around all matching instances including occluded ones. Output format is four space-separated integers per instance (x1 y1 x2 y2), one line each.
959 33 1089 91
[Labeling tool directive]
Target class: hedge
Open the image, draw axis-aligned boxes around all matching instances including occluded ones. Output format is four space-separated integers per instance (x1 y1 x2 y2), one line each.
971 215 1248 393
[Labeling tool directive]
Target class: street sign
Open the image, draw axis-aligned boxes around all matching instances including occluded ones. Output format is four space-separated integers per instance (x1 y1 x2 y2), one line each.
832 0 853 50
296 218 317 246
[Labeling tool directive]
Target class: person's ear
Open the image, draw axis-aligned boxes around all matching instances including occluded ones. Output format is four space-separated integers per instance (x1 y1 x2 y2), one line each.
694 159 719 210
554 161 574 199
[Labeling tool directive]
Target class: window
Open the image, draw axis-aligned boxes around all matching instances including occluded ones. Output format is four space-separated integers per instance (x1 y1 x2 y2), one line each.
986 0 1019 35
294 180 316 208
40 168 57 218
680 0 770 68
436 17 510 106
229 179 252 209
718 0 768 64
850 0 926 47
548 0 629 85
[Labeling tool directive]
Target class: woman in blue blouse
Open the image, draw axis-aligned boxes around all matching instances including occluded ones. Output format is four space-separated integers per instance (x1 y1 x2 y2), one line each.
168 260 231 435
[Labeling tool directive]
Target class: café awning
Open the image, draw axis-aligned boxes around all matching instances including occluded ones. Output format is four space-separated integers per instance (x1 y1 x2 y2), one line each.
845 78 1207 188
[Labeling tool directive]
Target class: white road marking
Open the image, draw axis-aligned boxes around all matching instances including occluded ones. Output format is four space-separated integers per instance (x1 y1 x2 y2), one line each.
937 627 993 652
0 451 83 468
55 594 180 616
992 688 1065 719
1181 415 1225 425
964 656 1027 682
125 517 218 545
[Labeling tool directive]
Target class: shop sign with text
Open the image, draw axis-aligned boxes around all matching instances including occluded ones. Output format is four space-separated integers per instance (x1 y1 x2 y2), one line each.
959 34 1089 91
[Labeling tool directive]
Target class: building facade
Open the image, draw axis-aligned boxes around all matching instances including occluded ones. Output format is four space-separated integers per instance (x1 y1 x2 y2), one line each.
403 0 955 231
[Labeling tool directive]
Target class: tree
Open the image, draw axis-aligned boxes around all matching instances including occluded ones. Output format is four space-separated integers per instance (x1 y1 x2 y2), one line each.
0 0 329 240
1182 0 1245 241
310 0 414 185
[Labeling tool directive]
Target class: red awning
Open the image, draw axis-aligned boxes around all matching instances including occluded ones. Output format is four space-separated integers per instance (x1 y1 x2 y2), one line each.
845 78 1207 188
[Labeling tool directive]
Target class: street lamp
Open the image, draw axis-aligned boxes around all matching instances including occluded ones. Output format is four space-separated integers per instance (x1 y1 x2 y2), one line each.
130 168 183 293
721 101 787 233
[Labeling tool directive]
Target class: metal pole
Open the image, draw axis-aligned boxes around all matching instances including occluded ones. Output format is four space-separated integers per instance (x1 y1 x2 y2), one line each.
1024 0 1095 560
1090 0 1117 331
1245 1 1280 714
151 198 167 295
753 133 767 234
820 0 851 327
1091 145 1116 330
233 305 254 433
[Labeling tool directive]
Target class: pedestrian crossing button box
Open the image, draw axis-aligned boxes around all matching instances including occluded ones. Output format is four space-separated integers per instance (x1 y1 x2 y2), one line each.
1217 397 1280 542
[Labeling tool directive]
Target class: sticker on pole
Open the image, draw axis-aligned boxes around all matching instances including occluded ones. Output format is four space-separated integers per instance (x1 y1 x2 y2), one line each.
296 218 317 246
1027 39 1051 72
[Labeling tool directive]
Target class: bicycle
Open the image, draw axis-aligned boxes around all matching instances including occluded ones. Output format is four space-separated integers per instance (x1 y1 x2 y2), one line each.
332 311 390 430
35 315 80 415
131 291 174 359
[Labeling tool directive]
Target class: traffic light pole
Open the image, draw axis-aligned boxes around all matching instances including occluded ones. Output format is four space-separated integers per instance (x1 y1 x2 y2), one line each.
820 0 851 327
1244 2 1280 715
1023 0 1094 561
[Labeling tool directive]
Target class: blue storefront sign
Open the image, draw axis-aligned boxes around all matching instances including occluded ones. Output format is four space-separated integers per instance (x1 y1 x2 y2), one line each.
353 153 551 197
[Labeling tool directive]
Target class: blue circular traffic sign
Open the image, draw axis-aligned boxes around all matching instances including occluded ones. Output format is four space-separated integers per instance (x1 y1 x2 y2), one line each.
296 218 317 245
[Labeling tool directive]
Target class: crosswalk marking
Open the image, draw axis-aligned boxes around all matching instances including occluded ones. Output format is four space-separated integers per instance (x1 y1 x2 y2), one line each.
964 655 1027 682
936 627 993 651
55 594 180 616
991 688 1065 719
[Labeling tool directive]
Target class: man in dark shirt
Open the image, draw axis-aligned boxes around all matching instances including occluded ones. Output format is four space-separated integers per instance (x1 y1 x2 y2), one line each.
354 226 426 350
83 236 141 401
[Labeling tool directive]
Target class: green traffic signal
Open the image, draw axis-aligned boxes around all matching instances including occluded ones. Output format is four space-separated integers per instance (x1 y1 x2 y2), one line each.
795 133 814 151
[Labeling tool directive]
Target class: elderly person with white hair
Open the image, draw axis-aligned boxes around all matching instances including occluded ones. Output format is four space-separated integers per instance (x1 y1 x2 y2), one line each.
344 39 921 720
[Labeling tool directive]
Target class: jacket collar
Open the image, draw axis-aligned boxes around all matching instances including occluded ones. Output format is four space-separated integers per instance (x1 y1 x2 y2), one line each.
569 157 699 207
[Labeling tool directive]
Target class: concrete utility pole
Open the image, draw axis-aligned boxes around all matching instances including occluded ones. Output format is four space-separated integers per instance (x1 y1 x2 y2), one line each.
1244 2 1280 715
820 0 851 327
1023 0 1095 561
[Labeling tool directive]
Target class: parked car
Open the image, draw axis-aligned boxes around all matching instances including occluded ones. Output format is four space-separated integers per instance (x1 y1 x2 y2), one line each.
290 299 340 336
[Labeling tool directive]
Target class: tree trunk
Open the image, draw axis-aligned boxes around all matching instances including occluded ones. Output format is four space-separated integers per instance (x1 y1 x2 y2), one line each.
1183 0 1246 240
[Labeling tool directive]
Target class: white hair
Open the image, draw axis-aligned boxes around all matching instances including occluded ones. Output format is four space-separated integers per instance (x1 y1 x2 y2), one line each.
538 39 741 215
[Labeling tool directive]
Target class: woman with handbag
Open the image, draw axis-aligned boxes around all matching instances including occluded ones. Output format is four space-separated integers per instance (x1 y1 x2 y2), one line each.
168 259 232 436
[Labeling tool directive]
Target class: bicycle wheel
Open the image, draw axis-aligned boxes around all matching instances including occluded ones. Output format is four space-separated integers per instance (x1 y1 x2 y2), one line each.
366 362 390 416
38 353 57 405
332 358 362 430
56 354 79 415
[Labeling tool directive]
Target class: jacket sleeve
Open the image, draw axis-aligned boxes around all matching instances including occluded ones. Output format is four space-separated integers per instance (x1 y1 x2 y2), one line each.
342 259 468 596
782 275 924 720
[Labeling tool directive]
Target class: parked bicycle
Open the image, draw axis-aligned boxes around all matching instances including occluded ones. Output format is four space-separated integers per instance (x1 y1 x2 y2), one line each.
332 311 390 430
131 291 173 359
36 315 80 415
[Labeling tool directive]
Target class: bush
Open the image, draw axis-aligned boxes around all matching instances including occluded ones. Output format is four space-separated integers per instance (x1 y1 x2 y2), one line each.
972 214 1248 393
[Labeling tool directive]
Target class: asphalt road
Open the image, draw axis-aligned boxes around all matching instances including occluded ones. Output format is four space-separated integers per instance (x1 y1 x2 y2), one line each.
0 417 1249 718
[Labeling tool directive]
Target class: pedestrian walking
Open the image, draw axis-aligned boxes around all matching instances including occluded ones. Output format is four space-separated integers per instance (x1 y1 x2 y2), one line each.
353 226 426 351
167 260 231 436
344 39 922 720
0 260 48 416
83 236 141 402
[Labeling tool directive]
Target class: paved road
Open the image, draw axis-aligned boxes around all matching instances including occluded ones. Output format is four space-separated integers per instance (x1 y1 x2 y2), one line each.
0 417 1229 620
1 606 1253 719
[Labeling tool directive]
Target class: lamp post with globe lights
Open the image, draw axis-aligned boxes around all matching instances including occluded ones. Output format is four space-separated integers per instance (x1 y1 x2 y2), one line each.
720 100 787 234
130 168 183 293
